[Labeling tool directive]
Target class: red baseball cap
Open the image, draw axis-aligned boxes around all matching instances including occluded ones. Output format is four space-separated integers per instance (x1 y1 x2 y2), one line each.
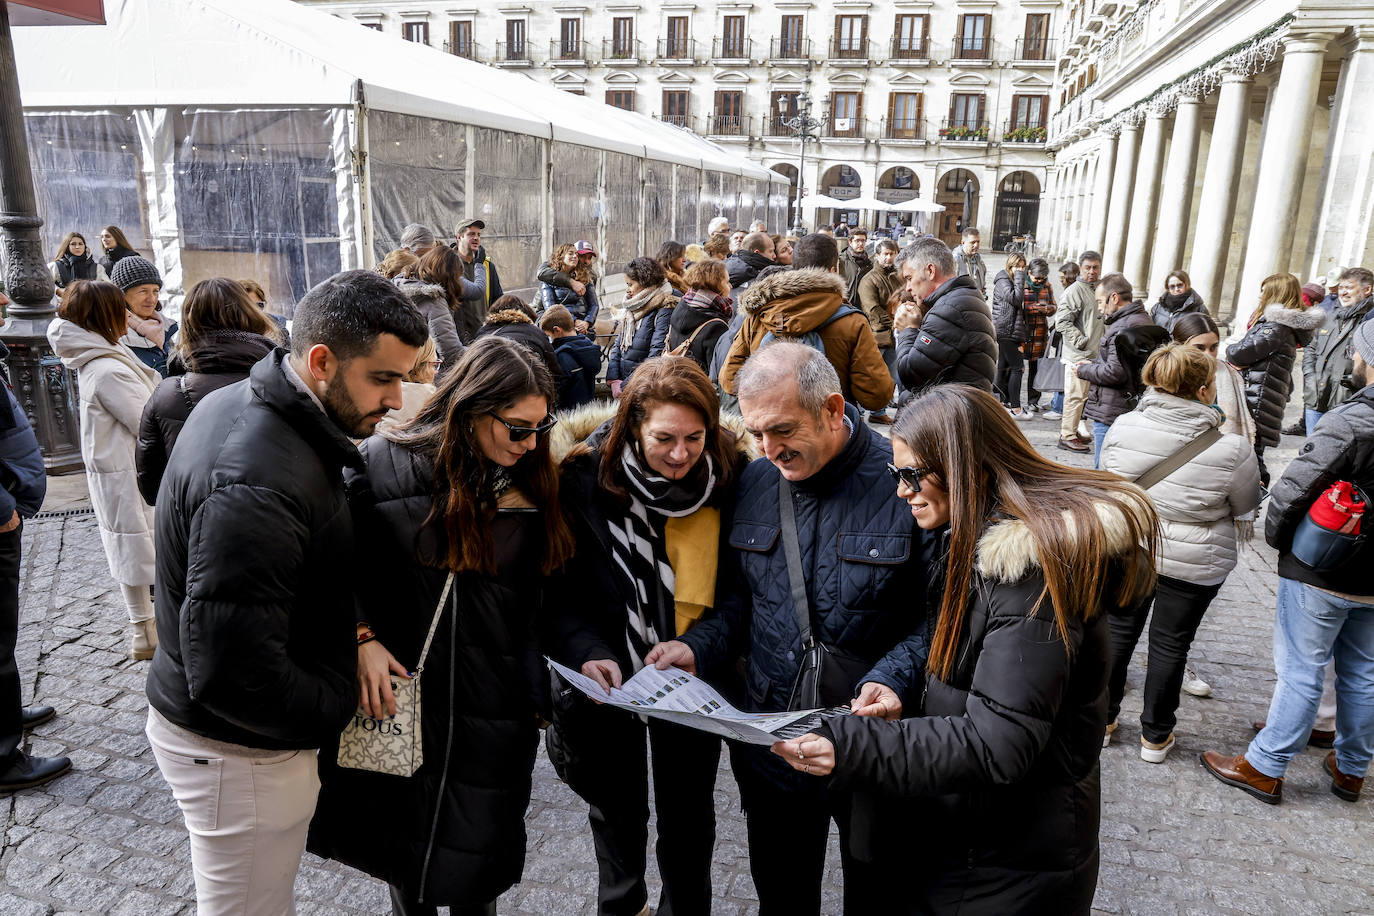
575 240 597 256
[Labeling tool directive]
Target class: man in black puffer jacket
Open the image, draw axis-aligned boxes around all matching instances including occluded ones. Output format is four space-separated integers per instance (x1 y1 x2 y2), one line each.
723 231 776 297
1204 323 1374 806
686 343 929 915
894 237 996 395
1076 274 1167 467
145 271 428 915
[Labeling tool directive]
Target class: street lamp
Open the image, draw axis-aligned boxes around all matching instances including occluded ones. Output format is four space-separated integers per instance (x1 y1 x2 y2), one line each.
776 79 821 234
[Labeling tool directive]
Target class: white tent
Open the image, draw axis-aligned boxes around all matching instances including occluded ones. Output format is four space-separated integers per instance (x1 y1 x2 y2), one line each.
886 198 947 213
13 0 789 309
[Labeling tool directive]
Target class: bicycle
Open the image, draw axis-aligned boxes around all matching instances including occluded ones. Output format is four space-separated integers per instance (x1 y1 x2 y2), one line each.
1006 235 1036 259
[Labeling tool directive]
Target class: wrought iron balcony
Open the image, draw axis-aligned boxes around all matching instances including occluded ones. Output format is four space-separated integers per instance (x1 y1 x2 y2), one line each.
951 37 991 61
1001 121 1048 144
707 115 752 137
656 37 696 61
770 37 812 60
890 36 930 60
881 118 926 141
1015 37 1055 61
443 39 479 60
711 37 752 60
828 36 868 60
496 41 529 63
551 39 588 62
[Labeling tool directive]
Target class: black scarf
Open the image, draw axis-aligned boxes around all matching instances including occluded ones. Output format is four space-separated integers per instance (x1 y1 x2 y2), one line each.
607 444 717 669
1161 290 1192 312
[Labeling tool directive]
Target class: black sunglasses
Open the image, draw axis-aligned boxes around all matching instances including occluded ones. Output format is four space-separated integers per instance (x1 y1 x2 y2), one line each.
488 410 557 442
886 462 932 492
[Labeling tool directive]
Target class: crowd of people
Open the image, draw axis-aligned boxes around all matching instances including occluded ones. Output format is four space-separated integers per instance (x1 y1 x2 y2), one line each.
0 208 1370 916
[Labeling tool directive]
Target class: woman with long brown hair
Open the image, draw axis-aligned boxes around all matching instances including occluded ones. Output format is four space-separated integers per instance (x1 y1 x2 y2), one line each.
771 383 1157 915
136 277 282 503
666 258 733 373
49 231 106 288
309 337 573 916
548 356 753 916
97 225 137 276
393 245 473 369
538 242 601 333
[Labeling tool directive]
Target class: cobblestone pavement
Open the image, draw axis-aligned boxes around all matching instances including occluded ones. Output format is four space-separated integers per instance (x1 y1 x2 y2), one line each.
1 416 1370 915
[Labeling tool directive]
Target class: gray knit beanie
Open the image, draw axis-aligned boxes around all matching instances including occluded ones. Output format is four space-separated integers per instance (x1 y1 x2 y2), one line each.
109 256 162 292
1352 318 1374 368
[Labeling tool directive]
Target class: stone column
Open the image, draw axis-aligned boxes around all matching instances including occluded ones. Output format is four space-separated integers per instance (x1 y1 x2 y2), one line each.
1036 166 1059 246
1085 131 1118 255
1102 122 1140 270
1045 165 1066 257
1306 27 1374 281
0 4 82 469
1148 93 1203 298
1069 158 1092 256
1190 71 1253 319
1236 32 1335 307
1121 107 1169 292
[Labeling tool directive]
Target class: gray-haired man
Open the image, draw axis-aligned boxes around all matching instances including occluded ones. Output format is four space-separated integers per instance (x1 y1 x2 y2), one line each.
681 343 928 914
894 237 997 395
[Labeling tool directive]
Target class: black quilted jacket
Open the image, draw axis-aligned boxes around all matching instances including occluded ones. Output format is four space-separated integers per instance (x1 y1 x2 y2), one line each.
895 274 997 395
1225 304 1322 448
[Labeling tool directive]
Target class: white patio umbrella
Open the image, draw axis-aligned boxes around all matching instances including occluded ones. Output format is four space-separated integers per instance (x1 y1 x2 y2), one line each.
798 193 846 208
844 194 894 211
886 197 946 213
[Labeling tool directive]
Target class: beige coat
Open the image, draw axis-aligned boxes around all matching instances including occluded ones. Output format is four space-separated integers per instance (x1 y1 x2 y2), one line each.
48 318 160 585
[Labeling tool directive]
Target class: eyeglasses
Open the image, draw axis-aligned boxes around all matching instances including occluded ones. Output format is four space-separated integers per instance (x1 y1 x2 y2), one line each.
1029 275 1047 284
488 410 557 442
886 462 932 492
1167 282 1186 291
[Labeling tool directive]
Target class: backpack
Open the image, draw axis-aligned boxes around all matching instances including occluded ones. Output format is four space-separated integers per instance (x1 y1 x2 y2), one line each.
1115 324 1172 409
760 305 860 355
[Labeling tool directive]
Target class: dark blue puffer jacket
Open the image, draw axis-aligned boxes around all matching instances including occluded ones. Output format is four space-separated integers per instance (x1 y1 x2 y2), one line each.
0 354 48 520
680 404 929 713
606 284 675 383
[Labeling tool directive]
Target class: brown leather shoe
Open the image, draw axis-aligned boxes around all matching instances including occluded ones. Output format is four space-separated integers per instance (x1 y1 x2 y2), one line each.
1200 750 1283 805
1324 751 1363 802
1250 719 1336 748
1057 435 1090 452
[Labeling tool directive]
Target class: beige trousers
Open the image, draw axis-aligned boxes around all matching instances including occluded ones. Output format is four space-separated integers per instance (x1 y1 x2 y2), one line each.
1061 367 1092 440
147 711 320 916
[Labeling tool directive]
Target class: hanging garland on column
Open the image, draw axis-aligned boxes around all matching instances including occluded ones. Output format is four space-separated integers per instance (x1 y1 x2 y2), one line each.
1099 0 1161 61
1099 14 1294 131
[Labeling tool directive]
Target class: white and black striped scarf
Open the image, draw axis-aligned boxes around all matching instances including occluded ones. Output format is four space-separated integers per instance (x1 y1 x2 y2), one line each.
608 444 716 671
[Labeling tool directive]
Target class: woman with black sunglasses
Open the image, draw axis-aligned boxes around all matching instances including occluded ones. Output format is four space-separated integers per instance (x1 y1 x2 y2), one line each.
545 356 754 916
309 337 575 916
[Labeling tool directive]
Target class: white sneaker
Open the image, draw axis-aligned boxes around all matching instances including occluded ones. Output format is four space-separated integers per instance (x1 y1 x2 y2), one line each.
1043 410 1063 420
1140 733 1175 764
1182 666 1211 697
1010 409 1033 422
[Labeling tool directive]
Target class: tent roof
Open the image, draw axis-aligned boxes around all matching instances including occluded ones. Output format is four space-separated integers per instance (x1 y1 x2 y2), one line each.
13 0 781 181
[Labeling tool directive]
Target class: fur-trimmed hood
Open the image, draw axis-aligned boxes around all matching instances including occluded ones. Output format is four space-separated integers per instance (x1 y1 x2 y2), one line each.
482 308 533 327
975 498 1151 583
739 267 845 314
393 277 446 304
1262 303 1326 331
550 399 759 464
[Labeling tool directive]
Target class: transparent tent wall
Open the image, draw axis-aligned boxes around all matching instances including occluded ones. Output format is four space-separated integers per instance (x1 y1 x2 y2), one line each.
173 108 343 317
737 177 755 231
675 165 701 242
368 110 467 265
551 142 601 286
602 151 642 276
472 128 543 299
24 111 150 268
644 161 671 258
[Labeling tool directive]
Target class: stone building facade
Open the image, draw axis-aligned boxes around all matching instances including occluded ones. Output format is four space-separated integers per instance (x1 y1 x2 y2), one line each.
297 0 1058 248
1043 0 1373 324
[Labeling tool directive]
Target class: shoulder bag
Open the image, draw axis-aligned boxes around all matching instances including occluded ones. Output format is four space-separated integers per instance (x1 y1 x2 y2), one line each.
336 572 454 777
778 475 872 711
1132 427 1223 490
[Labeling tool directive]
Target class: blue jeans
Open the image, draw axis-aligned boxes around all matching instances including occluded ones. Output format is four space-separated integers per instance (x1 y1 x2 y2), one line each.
1306 409 1324 432
1092 420 1110 469
1051 391 1064 412
1248 578 1374 779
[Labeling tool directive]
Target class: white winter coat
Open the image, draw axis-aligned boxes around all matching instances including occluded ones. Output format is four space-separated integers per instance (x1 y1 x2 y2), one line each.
48 318 159 586
1100 390 1261 583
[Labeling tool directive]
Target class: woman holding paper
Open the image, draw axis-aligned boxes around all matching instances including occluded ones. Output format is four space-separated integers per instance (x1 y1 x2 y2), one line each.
548 356 754 916
771 384 1158 915
308 337 574 916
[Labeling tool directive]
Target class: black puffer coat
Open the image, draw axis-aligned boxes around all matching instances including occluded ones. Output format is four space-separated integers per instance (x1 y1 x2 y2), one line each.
135 331 276 504
896 274 997 394
824 502 1152 915
1225 304 1323 448
990 268 1026 341
667 290 732 373
309 435 548 906
145 351 358 749
1077 301 1165 425
1149 290 1208 333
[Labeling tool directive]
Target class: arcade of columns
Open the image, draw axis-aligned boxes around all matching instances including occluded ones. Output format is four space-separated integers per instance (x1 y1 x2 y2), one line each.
1037 24 1374 325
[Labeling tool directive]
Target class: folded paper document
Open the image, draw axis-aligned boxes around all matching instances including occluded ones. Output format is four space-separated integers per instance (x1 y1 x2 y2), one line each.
548 658 850 745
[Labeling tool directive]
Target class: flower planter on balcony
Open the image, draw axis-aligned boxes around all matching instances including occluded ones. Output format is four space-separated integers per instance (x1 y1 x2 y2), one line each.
938 127 989 141
1003 127 1047 143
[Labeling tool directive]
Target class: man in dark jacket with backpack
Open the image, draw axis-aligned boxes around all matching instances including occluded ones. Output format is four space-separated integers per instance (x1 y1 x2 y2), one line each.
1075 273 1166 467
894 237 996 395
145 271 428 914
0 334 71 794
719 234 893 412
1203 320 1374 806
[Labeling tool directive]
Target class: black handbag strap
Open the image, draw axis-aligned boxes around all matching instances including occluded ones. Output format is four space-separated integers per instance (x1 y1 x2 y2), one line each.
777 475 814 648
1133 427 1222 490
